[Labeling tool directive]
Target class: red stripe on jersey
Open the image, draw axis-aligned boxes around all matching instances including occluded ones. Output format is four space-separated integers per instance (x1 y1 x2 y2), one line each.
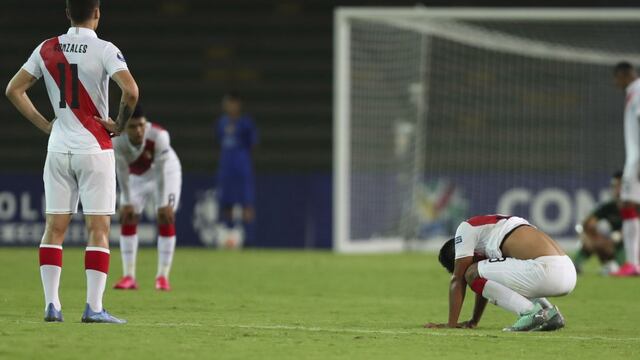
40 37 112 150
466 215 512 227
129 139 155 175
39 247 63 267
85 249 110 274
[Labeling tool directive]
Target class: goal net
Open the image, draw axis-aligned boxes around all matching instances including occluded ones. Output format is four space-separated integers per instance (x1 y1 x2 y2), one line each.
334 8 640 253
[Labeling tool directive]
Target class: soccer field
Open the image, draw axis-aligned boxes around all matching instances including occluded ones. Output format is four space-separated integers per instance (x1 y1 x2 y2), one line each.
0 248 638 359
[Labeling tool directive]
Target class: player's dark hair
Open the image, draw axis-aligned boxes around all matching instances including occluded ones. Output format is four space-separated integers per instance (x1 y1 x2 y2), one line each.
66 0 100 24
613 170 623 179
131 103 144 119
613 61 634 75
438 238 456 274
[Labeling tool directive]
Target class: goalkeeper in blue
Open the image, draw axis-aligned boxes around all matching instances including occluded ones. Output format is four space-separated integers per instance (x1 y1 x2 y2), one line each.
425 215 576 332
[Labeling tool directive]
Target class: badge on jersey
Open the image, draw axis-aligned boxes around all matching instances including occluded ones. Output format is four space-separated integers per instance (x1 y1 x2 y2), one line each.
455 236 463 244
117 52 126 62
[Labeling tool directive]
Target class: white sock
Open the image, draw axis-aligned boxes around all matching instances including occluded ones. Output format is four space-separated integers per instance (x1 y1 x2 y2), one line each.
157 236 176 278
482 280 535 315
85 247 110 313
623 218 640 266
39 244 63 311
40 265 62 311
531 297 553 309
120 234 138 278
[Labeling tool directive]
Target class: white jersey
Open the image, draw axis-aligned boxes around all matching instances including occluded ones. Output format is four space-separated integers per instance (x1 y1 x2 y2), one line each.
624 78 640 175
113 122 181 204
454 215 532 260
21 27 129 154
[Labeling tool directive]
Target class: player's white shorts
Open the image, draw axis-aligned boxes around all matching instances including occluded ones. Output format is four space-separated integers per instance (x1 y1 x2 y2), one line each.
478 255 576 298
621 164 640 203
121 169 182 214
44 151 116 215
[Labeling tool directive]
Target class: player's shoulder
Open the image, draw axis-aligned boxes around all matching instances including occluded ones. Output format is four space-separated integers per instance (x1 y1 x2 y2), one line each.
465 214 512 227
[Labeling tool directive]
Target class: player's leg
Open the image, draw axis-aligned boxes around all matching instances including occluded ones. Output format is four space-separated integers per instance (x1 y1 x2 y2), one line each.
154 169 180 290
114 204 140 290
40 152 79 321
614 173 640 276
75 152 125 323
464 262 537 317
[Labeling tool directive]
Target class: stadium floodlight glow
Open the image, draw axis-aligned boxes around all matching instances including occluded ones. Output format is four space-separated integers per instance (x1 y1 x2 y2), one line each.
333 7 640 253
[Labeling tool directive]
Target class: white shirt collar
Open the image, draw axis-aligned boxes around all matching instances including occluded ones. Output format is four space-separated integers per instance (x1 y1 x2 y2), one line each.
67 27 98 38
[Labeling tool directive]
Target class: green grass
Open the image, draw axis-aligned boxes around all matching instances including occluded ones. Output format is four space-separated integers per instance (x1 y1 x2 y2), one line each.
0 248 638 359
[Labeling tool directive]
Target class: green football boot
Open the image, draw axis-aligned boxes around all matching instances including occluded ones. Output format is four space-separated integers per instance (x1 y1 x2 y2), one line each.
503 303 546 332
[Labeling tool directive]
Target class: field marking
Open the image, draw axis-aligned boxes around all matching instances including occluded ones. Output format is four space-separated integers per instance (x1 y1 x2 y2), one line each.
4 318 639 343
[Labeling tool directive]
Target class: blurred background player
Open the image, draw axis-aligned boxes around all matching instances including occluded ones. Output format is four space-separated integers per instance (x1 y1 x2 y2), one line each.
215 92 258 248
573 171 626 275
612 62 640 276
113 104 182 291
5 0 138 323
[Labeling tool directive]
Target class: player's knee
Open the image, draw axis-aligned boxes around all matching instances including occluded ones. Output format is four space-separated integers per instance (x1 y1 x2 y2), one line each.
157 207 174 225
464 263 480 284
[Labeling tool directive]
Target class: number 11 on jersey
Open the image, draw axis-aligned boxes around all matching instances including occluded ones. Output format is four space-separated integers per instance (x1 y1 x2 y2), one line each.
57 62 79 109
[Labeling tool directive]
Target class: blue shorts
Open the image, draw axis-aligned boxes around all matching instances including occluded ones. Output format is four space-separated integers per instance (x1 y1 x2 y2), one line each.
217 172 255 207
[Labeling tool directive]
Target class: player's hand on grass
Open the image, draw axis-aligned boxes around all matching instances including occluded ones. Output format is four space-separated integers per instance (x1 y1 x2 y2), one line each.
424 321 476 329
94 115 120 136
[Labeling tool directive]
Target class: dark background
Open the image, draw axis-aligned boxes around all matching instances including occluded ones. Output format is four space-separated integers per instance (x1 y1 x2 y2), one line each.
1 0 637 174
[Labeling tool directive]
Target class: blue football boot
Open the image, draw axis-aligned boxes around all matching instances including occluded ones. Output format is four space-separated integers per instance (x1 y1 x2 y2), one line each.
81 304 127 324
44 303 63 322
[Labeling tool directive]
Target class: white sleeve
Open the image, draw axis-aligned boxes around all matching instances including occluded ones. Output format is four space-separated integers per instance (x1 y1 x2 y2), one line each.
21 42 44 79
115 150 132 204
102 42 129 77
454 222 477 259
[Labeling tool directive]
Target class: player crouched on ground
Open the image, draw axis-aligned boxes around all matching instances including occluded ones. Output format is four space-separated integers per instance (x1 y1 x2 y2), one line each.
425 215 576 332
574 171 626 275
112 104 182 291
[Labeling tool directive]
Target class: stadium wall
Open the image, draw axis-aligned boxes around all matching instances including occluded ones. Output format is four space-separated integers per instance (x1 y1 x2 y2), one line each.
0 172 610 248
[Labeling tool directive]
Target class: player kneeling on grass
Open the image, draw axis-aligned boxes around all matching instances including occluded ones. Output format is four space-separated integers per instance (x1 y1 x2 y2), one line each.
425 215 576 332
113 104 182 291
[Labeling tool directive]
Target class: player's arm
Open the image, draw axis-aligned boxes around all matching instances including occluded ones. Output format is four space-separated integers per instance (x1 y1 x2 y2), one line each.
95 70 138 135
467 292 488 328
153 131 176 222
5 69 53 134
447 256 474 327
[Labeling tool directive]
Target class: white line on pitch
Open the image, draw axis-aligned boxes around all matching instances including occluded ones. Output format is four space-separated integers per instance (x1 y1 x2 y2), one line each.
5 318 640 343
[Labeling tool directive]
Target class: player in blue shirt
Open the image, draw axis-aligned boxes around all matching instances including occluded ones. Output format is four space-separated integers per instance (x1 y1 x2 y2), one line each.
215 92 258 247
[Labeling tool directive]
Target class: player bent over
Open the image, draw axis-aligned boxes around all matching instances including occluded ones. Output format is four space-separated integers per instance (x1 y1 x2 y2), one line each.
6 0 138 323
425 215 576 332
112 105 182 291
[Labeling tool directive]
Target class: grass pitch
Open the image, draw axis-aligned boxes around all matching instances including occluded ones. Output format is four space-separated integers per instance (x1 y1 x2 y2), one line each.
0 248 638 359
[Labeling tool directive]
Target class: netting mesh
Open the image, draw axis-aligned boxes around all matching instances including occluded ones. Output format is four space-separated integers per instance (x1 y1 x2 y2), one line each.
343 14 640 248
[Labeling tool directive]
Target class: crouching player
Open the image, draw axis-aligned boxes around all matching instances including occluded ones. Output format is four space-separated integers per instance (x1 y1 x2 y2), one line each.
113 105 182 291
425 215 576 332
574 171 625 275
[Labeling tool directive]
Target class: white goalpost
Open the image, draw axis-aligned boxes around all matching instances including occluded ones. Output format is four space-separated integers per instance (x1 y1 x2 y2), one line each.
334 7 640 253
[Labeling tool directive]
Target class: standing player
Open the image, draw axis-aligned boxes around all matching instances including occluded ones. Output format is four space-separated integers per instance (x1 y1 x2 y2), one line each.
425 215 576 332
5 0 138 323
612 62 640 276
215 92 258 248
112 105 182 291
